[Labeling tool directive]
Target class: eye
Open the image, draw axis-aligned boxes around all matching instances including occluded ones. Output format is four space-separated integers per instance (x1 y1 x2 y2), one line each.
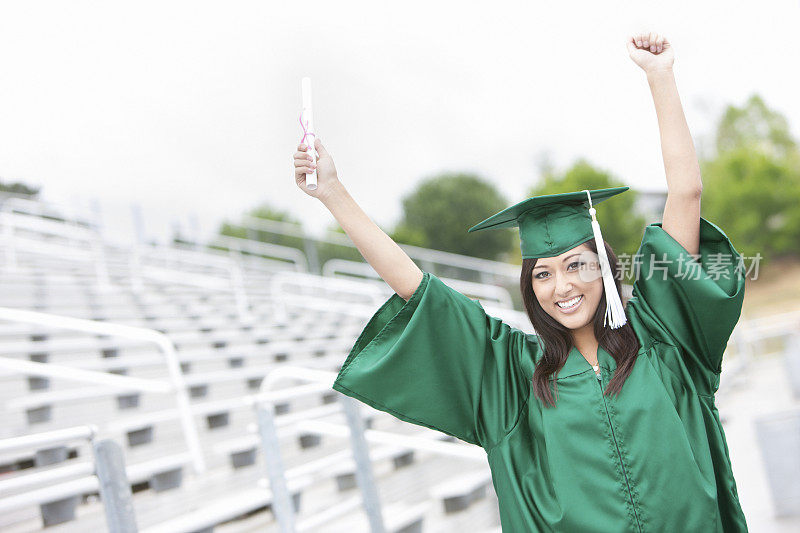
535 261 586 280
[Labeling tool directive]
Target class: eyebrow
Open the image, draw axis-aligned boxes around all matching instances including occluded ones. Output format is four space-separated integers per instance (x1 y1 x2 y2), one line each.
533 253 582 270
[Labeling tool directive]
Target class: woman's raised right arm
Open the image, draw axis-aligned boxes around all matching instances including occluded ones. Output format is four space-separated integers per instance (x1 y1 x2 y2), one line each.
293 138 424 301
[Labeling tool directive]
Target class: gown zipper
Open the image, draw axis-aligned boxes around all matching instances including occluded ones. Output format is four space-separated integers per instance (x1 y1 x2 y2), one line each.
596 370 643 532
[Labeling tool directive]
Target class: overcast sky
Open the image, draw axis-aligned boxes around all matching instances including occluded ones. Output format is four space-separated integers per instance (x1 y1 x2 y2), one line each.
1 1 798 245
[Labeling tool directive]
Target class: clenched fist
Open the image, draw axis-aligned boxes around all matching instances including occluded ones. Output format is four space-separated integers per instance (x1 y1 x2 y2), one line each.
626 31 675 73
293 137 340 200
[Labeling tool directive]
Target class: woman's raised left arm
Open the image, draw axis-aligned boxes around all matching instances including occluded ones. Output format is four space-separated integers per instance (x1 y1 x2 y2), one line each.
627 31 701 256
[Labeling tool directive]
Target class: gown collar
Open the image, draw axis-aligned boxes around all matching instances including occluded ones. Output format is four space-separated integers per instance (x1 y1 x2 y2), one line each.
530 336 618 378
561 344 617 377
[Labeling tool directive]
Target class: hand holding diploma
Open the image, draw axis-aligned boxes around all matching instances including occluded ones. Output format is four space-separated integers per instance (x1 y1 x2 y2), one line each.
293 136 340 201
293 77 341 200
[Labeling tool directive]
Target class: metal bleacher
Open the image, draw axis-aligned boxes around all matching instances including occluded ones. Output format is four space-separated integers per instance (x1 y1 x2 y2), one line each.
0 198 532 532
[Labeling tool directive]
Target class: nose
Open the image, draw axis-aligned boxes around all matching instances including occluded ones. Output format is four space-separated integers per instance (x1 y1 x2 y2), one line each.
554 270 574 298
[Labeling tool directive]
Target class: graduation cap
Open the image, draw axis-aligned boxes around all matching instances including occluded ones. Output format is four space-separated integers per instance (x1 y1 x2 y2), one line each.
467 187 629 329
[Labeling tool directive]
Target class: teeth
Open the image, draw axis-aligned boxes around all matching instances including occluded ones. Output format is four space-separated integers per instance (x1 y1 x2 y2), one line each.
557 296 582 309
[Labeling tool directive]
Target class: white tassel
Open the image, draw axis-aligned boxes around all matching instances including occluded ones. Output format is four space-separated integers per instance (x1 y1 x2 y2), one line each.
584 191 627 329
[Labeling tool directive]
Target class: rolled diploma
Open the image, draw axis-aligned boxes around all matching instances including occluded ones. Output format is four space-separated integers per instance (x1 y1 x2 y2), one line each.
301 77 317 190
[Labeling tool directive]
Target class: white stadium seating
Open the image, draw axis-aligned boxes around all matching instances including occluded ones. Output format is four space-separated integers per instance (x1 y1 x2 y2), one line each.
0 198 526 532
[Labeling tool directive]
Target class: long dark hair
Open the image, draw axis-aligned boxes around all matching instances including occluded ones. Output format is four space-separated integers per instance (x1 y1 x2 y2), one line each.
520 238 640 407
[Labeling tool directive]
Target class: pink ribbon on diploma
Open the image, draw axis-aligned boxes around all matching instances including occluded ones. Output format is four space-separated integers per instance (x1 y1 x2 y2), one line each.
299 113 315 148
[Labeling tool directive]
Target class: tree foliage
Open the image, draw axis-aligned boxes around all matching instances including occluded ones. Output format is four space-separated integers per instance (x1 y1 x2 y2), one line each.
391 173 516 261
702 94 800 264
715 94 796 158
0 179 40 197
216 204 306 256
701 148 800 261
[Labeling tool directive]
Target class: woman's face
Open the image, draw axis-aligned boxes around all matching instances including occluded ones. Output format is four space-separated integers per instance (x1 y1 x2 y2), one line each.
531 243 604 330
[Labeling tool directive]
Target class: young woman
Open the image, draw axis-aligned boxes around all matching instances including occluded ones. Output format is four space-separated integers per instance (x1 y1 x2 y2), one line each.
292 31 748 532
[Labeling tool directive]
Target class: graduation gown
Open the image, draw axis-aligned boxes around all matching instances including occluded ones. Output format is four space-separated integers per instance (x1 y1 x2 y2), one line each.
331 217 748 532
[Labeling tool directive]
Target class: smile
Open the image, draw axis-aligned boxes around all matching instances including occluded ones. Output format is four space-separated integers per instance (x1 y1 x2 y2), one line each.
556 295 583 313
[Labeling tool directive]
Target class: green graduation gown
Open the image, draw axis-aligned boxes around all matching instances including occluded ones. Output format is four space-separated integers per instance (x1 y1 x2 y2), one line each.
331 217 749 532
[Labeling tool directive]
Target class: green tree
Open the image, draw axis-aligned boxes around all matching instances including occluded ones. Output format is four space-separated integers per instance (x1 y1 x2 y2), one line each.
392 173 516 261
701 147 800 261
715 94 796 158
316 223 371 267
215 204 306 259
529 159 646 270
219 204 302 244
0 179 40 197
247 206 299 224
702 94 800 264
216 203 380 273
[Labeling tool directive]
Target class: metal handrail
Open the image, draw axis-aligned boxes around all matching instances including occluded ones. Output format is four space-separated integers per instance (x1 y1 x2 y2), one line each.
321 259 514 307
718 313 800 396
0 209 111 287
0 425 97 455
127 241 253 322
0 196 92 223
0 306 206 473
0 200 254 321
0 357 172 393
236 213 520 281
268 270 387 324
210 234 308 271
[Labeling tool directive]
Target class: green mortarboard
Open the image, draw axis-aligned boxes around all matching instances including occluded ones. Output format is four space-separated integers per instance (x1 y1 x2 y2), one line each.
467 187 630 329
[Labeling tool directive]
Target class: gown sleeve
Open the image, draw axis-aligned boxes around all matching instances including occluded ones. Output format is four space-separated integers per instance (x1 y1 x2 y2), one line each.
629 217 746 375
331 271 531 449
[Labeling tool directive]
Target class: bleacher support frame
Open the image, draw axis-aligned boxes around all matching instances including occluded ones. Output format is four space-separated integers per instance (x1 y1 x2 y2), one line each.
251 366 487 533
0 426 138 531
